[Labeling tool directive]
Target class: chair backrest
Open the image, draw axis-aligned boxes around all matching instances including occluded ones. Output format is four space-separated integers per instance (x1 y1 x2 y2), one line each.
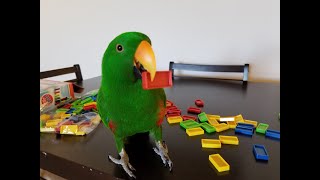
169 61 249 82
40 64 83 82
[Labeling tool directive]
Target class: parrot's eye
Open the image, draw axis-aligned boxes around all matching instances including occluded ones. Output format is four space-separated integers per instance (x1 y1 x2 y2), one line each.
116 44 124 52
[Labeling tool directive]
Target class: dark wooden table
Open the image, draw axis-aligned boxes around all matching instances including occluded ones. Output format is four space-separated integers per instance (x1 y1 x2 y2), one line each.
40 77 280 180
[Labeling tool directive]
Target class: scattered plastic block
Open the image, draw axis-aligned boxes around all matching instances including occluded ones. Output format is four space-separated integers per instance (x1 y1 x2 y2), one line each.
219 116 235 122
219 135 239 145
198 112 208 122
187 107 201 114
208 118 219 125
265 129 280 139
166 100 174 107
65 108 76 114
243 119 258 127
180 120 201 129
40 114 51 121
234 114 244 123
212 123 229 132
186 127 204 136
56 108 69 113
81 97 93 104
63 104 72 109
237 122 254 129
235 125 254 136
60 125 78 135
182 115 197 121
40 127 55 132
167 116 183 124
207 114 220 121
166 113 181 118
256 123 269 134
142 71 173 90
200 122 216 133
46 119 63 127
227 121 237 129
167 109 181 115
167 106 179 111
253 144 269 161
195 99 204 107
209 154 230 172
202 139 221 148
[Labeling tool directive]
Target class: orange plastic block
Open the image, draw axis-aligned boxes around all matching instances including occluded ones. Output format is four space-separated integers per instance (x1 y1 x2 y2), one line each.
142 71 173 90
219 135 239 145
212 123 229 132
235 114 244 124
167 116 183 124
209 154 230 172
243 119 258 127
227 121 237 129
202 139 221 148
208 118 219 125
186 127 204 136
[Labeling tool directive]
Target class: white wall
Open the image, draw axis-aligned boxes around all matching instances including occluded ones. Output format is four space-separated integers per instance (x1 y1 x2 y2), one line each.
40 0 280 82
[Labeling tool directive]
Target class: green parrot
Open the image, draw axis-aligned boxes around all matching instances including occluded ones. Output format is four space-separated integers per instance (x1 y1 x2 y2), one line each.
97 32 172 178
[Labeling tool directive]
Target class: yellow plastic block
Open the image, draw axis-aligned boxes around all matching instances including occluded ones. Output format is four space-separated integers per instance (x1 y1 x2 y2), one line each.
61 114 71 119
60 125 78 135
167 116 183 124
219 135 239 145
219 116 235 122
212 123 229 132
40 114 51 121
202 139 221 148
227 121 237 129
208 118 219 125
235 114 244 124
76 131 86 136
243 120 258 127
84 102 97 106
209 154 230 172
54 112 65 119
186 127 204 136
207 114 220 121
40 127 55 132
45 119 62 127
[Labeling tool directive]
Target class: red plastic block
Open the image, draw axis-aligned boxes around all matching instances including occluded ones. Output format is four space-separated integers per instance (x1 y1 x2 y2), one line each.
166 113 181 118
63 104 72 109
142 71 173 90
195 99 204 107
182 115 197 121
83 104 96 111
167 106 179 111
166 100 174 107
167 109 181 115
187 107 202 114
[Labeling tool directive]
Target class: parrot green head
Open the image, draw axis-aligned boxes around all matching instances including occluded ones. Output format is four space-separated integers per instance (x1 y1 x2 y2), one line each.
101 32 157 87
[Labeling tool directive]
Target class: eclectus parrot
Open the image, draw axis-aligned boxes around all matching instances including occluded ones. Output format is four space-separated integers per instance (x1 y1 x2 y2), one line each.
97 32 172 178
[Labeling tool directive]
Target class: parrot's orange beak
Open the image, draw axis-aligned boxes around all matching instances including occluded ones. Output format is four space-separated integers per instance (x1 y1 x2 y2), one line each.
134 41 156 81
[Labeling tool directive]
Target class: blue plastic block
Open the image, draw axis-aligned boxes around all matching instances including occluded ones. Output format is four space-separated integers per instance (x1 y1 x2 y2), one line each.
253 144 269 161
65 108 76 114
265 129 280 139
235 126 254 136
237 123 255 129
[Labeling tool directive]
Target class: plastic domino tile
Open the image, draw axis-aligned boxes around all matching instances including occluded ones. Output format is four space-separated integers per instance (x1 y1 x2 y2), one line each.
186 127 204 136
265 129 280 139
180 120 201 129
60 125 78 135
256 123 269 134
195 99 204 107
208 118 219 125
209 154 230 172
181 115 197 121
207 114 220 121
202 139 221 148
142 71 173 89
200 122 216 133
166 100 174 107
212 123 229 132
235 126 254 136
253 144 269 161
167 116 183 124
243 120 258 127
219 135 239 145
187 107 202 114
234 114 244 123
198 112 209 122
227 121 237 129
46 119 63 127
237 123 254 129
219 116 235 122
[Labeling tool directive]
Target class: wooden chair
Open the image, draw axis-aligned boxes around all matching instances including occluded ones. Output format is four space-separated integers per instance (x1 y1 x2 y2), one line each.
40 64 83 83
169 61 249 82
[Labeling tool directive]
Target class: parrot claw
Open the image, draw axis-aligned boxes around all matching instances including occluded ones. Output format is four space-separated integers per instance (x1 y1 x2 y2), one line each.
108 149 136 178
154 141 173 171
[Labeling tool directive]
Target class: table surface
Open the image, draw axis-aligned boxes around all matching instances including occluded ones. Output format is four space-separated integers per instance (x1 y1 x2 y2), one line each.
40 77 280 180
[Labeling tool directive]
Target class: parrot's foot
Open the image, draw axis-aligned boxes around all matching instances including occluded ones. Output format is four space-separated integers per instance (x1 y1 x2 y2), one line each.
153 141 173 171
108 149 136 178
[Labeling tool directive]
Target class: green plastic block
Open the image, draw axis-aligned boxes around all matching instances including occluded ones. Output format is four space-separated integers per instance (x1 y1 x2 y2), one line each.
198 112 208 122
73 108 83 114
55 108 69 113
200 122 216 133
71 99 81 105
180 120 201 129
256 123 269 134
81 97 93 104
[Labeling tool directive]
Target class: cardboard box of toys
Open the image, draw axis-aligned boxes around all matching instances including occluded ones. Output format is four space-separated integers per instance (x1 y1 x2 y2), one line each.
40 80 75 113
